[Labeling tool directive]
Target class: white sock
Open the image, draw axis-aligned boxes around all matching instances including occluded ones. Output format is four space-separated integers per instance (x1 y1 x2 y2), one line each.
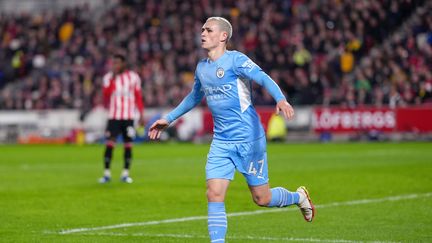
104 169 111 177
122 169 129 177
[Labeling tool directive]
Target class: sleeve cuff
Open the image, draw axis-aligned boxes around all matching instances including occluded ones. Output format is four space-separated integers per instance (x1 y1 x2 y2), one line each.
164 114 174 124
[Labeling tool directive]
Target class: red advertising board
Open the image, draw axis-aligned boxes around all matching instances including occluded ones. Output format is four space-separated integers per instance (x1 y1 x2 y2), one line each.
313 107 396 132
396 107 432 132
313 106 432 133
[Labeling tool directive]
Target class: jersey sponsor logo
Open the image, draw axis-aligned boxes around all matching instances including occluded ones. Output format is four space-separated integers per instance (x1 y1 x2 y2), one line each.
216 67 225 78
203 84 232 95
203 84 232 101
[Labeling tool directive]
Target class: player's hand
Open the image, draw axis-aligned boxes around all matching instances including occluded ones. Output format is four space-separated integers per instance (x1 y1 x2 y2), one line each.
148 119 169 140
276 100 294 120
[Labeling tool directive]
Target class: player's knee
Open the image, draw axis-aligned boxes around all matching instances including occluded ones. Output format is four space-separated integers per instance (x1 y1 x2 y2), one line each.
206 188 224 201
106 140 116 148
252 194 271 207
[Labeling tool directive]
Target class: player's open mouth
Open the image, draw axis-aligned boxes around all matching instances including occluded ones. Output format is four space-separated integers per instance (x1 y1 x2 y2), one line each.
201 39 206 43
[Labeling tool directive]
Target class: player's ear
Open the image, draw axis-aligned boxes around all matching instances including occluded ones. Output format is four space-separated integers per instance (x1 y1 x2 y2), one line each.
220 32 228 43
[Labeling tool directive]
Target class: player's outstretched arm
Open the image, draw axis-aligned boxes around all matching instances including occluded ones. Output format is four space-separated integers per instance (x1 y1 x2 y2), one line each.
148 119 169 140
276 100 295 120
234 52 292 119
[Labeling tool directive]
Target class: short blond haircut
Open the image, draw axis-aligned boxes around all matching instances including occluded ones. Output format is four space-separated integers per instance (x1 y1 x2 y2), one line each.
206 17 232 42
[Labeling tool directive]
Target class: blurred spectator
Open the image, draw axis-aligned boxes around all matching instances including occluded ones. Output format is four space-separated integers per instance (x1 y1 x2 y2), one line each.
340 48 354 73
0 0 430 112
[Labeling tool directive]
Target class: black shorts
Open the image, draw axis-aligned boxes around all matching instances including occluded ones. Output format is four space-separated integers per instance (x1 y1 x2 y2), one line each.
105 119 135 143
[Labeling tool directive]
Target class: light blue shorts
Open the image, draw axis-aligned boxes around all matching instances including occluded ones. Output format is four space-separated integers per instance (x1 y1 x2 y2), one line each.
206 136 269 186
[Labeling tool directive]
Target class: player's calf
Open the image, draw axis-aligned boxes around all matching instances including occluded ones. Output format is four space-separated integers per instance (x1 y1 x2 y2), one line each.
267 187 300 207
208 202 227 243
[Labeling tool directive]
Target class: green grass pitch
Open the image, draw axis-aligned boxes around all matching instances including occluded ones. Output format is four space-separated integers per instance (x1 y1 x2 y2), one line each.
0 142 431 242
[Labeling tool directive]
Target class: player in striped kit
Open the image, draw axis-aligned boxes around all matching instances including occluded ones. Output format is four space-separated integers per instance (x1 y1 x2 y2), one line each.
149 17 314 242
99 54 144 184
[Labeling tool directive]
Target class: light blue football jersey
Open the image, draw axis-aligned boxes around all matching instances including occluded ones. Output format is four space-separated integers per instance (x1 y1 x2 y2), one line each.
166 50 286 142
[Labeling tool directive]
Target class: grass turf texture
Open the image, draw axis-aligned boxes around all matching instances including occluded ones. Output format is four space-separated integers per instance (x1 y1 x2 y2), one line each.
0 142 431 242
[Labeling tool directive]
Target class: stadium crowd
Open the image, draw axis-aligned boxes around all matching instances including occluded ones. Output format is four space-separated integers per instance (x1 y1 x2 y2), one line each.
0 0 431 112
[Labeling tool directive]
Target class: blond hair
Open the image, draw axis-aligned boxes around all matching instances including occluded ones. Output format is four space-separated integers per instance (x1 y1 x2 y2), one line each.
206 17 232 42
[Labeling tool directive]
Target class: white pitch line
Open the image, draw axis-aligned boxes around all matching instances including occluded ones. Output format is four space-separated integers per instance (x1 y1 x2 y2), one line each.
76 232 399 243
58 192 432 235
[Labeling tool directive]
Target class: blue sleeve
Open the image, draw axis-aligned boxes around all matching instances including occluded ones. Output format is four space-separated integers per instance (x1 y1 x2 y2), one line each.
165 74 204 123
234 52 286 102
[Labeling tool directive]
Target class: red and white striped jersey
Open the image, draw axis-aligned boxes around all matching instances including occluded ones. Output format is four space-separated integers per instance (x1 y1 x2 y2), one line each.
102 70 144 120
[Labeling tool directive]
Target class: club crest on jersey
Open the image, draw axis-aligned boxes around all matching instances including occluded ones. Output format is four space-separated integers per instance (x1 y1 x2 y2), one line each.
216 67 225 78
